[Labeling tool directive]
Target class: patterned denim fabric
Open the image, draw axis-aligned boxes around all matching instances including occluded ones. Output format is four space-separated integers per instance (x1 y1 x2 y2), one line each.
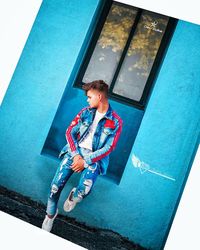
59 104 123 175
46 147 99 216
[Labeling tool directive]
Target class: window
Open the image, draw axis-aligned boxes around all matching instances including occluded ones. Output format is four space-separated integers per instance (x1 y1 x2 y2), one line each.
74 1 176 109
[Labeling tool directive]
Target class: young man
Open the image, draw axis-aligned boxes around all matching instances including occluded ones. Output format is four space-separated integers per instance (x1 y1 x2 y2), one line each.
42 80 123 232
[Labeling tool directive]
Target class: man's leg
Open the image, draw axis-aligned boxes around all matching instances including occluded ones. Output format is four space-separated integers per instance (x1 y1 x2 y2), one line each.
63 162 99 212
42 154 73 231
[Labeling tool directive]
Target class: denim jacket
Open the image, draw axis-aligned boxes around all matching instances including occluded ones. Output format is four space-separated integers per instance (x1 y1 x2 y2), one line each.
59 104 123 175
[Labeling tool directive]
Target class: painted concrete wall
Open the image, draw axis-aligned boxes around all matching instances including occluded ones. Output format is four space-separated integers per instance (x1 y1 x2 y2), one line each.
0 1 200 249
119 20 200 249
0 0 100 195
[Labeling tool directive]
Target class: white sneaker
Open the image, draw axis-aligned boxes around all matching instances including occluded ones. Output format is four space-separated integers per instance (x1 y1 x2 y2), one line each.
42 209 58 232
63 188 79 212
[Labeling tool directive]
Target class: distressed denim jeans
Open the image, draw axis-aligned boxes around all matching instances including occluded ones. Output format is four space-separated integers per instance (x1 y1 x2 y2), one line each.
46 147 99 216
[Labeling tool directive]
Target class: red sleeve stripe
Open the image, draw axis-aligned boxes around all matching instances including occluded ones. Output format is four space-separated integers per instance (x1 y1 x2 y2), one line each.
66 126 76 152
91 146 113 163
66 107 87 152
91 111 123 163
112 111 123 149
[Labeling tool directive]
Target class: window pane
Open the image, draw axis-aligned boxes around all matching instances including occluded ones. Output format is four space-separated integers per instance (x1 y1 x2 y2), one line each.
82 3 138 86
113 11 169 101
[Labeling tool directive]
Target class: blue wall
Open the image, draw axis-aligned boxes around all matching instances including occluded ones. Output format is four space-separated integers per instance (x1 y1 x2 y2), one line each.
0 0 101 197
119 21 200 248
0 1 200 249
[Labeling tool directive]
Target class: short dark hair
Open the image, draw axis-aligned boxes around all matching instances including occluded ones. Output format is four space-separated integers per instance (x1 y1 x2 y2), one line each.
82 80 109 98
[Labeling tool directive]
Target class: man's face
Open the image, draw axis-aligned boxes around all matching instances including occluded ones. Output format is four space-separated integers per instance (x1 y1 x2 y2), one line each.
86 89 101 108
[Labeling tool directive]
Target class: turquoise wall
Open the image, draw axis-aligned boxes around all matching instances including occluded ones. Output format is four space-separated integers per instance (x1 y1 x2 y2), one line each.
119 21 200 249
0 0 101 197
0 1 199 249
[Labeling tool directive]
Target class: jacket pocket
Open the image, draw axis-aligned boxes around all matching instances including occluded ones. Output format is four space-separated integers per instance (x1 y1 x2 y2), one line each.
99 128 114 146
80 121 90 134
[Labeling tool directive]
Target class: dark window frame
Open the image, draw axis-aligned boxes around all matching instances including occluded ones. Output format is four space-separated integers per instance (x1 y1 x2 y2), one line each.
73 1 177 110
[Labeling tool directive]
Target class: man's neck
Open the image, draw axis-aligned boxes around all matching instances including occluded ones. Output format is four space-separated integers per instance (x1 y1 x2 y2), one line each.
97 102 109 114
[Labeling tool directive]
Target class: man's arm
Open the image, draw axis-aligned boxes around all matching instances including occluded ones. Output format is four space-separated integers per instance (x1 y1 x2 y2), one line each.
84 119 122 165
71 122 122 172
65 107 87 158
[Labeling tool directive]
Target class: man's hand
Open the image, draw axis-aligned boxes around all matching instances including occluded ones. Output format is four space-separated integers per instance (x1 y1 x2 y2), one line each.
72 154 82 163
71 154 85 173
